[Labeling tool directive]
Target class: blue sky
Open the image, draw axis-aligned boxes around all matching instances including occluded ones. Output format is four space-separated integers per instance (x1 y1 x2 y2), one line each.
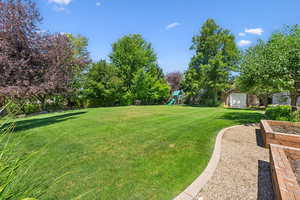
36 0 300 72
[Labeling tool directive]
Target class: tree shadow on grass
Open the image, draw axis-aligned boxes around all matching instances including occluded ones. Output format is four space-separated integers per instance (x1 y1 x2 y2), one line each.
3 112 86 133
218 112 264 124
182 104 216 107
225 108 254 112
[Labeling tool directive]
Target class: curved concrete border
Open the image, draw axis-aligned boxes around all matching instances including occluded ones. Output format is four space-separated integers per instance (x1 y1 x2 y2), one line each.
173 125 244 200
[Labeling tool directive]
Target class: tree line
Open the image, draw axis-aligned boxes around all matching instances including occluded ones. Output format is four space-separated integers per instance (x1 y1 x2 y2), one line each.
181 19 300 110
82 34 170 107
1 0 300 114
0 0 170 112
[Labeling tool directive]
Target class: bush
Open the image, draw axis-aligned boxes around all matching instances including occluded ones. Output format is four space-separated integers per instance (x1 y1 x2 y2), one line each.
6 102 23 115
291 110 300 122
23 103 40 114
6 102 41 115
265 105 292 121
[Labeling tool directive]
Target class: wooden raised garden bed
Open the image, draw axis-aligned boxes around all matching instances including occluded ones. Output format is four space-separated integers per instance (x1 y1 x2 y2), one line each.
270 144 300 200
260 120 300 148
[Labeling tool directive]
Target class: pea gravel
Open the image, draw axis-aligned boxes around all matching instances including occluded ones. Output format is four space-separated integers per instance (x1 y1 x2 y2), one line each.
197 124 274 200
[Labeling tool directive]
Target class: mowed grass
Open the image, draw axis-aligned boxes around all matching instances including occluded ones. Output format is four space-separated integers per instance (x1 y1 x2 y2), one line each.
3 106 263 200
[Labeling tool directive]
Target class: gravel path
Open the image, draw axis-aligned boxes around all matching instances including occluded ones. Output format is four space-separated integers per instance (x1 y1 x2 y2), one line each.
197 124 274 200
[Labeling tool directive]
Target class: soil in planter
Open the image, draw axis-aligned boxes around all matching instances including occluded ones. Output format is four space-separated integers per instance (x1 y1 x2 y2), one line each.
288 158 300 185
271 125 300 135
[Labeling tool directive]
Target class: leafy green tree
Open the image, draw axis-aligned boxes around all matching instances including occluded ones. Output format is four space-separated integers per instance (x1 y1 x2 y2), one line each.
83 60 125 107
67 34 90 63
183 19 239 105
65 34 91 108
109 34 158 89
109 34 170 105
237 41 280 107
132 68 170 104
238 26 300 110
267 26 300 110
181 68 202 104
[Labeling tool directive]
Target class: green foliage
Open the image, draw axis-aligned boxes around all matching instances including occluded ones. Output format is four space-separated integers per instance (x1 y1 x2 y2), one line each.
0 102 38 199
291 110 300 122
0 103 13 200
181 68 202 104
83 60 126 107
264 105 300 121
109 34 159 89
182 19 239 105
6 102 40 115
237 40 280 106
6 97 68 116
267 26 300 108
66 34 90 62
239 25 300 108
65 34 91 108
44 96 66 112
23 103 40 114
81 34 170 106
132 69 170 104
0 102 72 199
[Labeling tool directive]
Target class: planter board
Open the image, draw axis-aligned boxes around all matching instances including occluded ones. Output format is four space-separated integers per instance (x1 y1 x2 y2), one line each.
260 120 300 148
270 144 300 200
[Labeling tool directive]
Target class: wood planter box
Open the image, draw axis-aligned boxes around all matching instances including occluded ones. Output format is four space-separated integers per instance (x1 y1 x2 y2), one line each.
260 120 300 148
270 144 300 200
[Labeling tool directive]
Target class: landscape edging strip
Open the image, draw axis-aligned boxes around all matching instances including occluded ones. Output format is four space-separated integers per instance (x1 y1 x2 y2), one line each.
173 125 244 200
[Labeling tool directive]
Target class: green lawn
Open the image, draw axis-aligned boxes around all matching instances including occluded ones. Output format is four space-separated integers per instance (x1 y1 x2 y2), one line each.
3 106 263 200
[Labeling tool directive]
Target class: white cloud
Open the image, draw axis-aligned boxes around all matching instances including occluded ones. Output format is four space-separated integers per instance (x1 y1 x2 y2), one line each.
96 2 101 6
53 5 65 12
238 32 246 37
166 22 180 30
238 40 252 47
245 28 264 35
49 0 72 5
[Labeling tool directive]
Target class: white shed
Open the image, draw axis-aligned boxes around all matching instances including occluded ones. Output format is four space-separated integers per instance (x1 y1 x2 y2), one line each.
272 92 300 106
229 93 247 108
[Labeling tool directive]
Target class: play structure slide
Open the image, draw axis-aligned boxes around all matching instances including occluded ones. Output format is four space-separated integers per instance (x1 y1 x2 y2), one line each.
167 90 183 105
167 98 176 105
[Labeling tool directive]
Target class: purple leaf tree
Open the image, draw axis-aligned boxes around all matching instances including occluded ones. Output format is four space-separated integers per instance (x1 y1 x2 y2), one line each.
0 0 88 109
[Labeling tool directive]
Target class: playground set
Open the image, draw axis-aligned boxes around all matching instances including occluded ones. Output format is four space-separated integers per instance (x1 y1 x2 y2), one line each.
167 90 184 105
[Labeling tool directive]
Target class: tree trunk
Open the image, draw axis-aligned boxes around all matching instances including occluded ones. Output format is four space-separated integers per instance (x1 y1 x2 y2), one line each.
66 94 74 108
290 91 298 112
260 95 269 108
0 95 5 108
221 91 229 107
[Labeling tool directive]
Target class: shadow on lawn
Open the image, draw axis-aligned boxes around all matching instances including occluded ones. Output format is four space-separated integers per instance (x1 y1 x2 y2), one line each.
3 112 86 133
218 112 264 124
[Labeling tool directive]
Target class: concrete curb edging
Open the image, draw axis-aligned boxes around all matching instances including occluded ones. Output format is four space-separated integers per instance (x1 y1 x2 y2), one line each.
173 125 244 200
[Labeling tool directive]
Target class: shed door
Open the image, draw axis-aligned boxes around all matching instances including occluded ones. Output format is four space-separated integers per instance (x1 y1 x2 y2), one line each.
230 93 247 108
